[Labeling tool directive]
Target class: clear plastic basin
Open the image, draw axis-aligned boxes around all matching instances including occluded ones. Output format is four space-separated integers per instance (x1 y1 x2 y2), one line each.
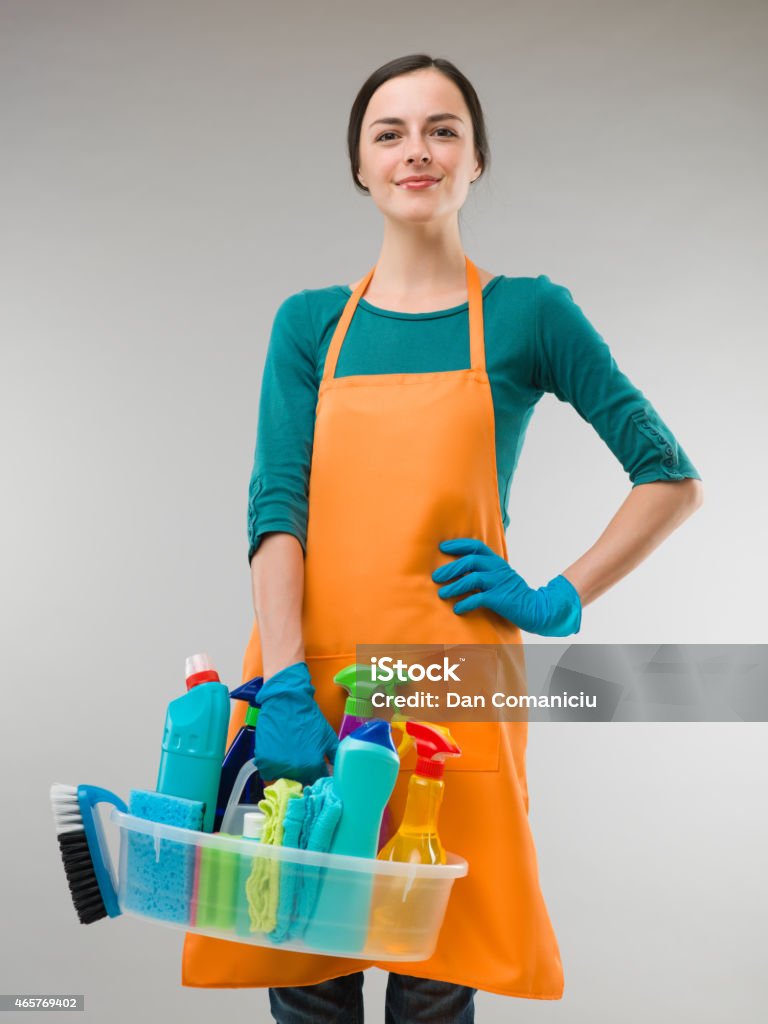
111 809 468 961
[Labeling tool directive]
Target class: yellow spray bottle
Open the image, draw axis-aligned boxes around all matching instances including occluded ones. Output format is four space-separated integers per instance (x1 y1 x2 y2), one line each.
365 721 461 957
377 721 461 865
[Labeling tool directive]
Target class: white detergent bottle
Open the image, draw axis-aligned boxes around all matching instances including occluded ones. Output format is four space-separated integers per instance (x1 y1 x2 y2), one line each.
235 811 266 937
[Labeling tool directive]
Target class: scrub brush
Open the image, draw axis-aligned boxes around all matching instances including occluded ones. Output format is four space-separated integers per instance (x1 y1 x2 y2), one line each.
49 783 127 924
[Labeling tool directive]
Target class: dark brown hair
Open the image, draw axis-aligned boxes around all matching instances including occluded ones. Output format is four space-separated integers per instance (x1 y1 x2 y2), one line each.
347 54 490 195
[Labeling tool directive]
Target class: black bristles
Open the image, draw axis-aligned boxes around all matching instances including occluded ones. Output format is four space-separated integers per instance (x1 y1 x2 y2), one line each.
56 830 108 924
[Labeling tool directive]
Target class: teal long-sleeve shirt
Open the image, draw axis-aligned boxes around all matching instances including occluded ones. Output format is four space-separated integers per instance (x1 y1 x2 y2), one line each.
247 274 701 564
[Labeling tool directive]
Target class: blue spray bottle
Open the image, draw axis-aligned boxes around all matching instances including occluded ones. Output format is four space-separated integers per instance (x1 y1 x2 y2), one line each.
303 719 399 954
156 652 230 833
213 676 264 832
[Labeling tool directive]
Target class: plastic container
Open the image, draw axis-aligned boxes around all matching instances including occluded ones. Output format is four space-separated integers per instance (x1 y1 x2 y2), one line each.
219 760 263 836
213 676 264 832
109 807 467 960
156 652 230 832
234 811 264 937
303 720 399 953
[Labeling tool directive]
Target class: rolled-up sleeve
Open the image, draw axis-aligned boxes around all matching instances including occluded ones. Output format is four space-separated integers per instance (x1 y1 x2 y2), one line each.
533 274 702 487
247 291 318 564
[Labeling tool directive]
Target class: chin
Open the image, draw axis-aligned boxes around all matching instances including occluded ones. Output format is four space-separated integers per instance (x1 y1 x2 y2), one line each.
384 204 450 226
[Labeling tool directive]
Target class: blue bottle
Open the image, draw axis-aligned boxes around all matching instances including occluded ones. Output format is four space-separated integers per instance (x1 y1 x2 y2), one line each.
213 676 264 832
303 719 399 953
156 652 230 833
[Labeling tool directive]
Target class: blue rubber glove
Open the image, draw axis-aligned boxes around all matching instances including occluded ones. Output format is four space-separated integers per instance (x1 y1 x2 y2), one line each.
254 661 339 786
432 538 582 637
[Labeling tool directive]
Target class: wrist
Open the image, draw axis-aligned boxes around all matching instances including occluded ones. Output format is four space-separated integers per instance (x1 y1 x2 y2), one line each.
541 575 582 636
258 660 313 702
262 642 306 682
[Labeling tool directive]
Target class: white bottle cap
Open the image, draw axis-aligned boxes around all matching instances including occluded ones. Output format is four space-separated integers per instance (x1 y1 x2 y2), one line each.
185 652 215 678
243 811 266 840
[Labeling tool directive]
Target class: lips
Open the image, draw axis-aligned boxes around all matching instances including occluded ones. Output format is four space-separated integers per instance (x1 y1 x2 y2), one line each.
396 177 441 189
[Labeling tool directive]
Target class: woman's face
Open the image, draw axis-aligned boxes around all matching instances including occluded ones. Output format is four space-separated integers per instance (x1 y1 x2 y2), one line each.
357 68 482 225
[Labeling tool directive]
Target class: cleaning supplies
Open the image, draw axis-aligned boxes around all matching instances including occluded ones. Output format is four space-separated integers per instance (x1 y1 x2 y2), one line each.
376 710 412 849
385 715 459 843
366 722 461 957
106 801 468 960
333 663 383 740
49 783 128 924
323 720 399 856
219 760 264 836
193 837 241 932
124 789 204 924
378 721 461 865
269 776 343 943
215 765 284 933
196 752 267 933
302 719 400 953
244 810 266 838
156 652 230 832
213 675 264 831
335 664 412 848
234 811 265 937
194 673 265 926
244 778 303 933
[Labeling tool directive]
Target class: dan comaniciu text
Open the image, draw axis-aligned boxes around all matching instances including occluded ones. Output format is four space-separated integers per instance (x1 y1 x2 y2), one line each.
371 691 597 709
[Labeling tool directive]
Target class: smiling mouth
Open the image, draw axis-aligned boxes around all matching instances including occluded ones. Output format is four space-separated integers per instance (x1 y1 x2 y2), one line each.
396 178 441 189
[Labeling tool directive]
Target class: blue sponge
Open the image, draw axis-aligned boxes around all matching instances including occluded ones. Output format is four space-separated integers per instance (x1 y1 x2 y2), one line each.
123 790 203 924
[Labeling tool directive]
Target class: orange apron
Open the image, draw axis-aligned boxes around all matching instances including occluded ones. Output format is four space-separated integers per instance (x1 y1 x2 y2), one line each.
182 256 564 999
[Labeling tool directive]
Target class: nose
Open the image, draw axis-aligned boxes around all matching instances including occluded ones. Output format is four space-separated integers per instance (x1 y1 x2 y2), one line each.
405 138 431 165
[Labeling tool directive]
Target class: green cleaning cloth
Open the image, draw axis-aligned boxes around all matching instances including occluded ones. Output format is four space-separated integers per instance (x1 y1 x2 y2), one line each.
245 778 303 933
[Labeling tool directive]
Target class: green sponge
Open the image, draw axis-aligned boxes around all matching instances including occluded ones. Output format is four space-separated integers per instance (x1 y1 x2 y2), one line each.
194 837 241 931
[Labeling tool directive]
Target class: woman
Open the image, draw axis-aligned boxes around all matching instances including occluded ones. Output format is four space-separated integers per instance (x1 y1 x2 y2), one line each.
183 54 703 1022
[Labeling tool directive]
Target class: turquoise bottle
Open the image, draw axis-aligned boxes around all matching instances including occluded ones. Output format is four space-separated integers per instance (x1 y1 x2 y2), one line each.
303 719 399 953
156 652 230 832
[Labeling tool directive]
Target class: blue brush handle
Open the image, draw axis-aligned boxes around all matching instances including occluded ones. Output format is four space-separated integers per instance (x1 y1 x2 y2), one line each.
77 785 128 919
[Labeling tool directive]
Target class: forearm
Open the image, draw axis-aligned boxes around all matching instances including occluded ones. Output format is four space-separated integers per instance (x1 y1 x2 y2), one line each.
250 532 305 681
561 478 704 607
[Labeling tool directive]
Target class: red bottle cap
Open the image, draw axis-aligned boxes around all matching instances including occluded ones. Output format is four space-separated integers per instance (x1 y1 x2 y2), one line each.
407 721 461 779
185 652 221 689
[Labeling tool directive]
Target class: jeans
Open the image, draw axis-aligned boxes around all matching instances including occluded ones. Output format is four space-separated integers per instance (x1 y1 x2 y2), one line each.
268 971 476 1023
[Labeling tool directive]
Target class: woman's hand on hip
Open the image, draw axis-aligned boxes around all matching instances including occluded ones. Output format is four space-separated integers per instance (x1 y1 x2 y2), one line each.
432 538 582 637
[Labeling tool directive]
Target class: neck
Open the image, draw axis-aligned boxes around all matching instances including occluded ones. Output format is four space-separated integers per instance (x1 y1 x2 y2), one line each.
370 217 467 298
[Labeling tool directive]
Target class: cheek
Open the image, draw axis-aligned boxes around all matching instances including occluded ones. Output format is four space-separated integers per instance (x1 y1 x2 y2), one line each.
444 147 472 173
360 148 385 177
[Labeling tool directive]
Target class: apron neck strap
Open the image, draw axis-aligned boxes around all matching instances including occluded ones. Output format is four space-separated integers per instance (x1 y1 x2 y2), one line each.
322 254 486 382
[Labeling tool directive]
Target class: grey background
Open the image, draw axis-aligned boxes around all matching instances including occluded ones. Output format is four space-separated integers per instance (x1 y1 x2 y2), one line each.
2 0 766 1020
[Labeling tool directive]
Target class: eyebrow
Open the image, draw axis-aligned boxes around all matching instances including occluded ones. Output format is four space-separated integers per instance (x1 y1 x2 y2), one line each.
368 113 464 129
